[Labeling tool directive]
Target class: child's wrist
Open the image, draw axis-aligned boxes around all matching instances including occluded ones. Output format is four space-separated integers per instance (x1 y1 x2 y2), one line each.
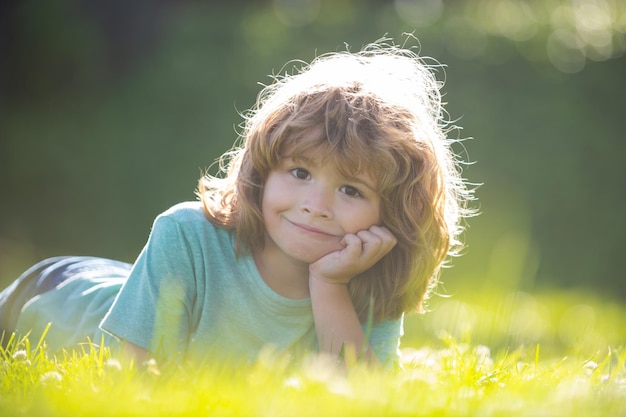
309 274 349 286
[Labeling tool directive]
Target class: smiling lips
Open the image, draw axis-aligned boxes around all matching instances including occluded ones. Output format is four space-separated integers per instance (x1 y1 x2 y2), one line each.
287 219 338 238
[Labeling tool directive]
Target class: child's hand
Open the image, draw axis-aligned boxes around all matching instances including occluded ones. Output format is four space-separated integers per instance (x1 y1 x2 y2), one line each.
309 225 397 285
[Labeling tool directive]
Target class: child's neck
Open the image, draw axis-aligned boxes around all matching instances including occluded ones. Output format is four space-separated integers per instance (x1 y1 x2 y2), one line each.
252 245 311 300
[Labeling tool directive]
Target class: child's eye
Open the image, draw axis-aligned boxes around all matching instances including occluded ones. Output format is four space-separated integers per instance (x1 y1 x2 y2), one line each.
290 168 310 180
340 185 362 198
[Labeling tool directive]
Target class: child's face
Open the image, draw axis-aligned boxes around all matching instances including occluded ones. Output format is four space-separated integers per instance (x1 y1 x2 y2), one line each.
260 155 381 265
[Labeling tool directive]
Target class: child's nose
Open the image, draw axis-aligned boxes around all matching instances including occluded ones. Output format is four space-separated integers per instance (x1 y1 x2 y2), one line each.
300 186 333 219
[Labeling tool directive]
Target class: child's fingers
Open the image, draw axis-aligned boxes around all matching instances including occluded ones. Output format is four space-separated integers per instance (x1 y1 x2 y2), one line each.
314 227 397 283
341 233 363 258
357 226 397 258
368 225 397 245
355 230 382 255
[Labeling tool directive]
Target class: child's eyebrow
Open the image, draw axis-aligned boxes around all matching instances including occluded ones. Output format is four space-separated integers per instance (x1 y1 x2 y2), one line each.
290 155 314 165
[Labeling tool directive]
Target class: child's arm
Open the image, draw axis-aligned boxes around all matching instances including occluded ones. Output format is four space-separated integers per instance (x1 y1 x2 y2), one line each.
309 278 377 363
309 226 396 364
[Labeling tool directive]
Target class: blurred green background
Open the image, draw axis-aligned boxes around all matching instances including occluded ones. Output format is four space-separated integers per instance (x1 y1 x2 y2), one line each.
1 0 625 352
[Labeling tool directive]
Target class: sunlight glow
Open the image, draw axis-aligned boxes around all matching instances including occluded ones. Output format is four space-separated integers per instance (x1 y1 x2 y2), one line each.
493 0 538 42
391 0 626 72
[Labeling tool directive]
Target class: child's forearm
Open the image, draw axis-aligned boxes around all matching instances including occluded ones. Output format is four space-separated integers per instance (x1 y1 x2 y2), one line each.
309 275 379 365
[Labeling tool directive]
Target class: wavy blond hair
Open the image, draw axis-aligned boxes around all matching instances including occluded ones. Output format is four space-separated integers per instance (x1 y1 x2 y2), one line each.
197 39 474 323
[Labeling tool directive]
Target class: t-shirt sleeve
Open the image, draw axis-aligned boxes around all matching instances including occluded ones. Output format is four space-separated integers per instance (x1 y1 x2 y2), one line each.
100 213 197 358
366 315 404 368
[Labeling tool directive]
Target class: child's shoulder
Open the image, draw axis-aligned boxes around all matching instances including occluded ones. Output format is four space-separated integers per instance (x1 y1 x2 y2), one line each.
159 201 205 222
155 201 232 241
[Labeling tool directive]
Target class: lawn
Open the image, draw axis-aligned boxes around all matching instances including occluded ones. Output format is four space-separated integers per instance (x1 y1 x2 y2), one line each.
1 289 624 417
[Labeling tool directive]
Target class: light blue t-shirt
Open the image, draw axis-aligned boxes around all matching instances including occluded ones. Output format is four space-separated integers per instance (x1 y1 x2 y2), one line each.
19 202 403 365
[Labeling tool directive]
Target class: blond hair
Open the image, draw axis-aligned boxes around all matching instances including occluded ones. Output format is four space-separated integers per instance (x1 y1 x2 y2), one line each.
197 39 474 323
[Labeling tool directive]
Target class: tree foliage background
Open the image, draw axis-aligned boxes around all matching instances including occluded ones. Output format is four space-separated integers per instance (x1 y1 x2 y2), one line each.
1 0 625 302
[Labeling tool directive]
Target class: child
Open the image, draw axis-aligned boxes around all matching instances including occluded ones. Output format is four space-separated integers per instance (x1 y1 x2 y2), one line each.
0 39 473 367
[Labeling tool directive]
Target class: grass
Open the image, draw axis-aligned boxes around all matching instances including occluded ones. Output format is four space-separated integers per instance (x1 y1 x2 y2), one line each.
1 290 624 417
